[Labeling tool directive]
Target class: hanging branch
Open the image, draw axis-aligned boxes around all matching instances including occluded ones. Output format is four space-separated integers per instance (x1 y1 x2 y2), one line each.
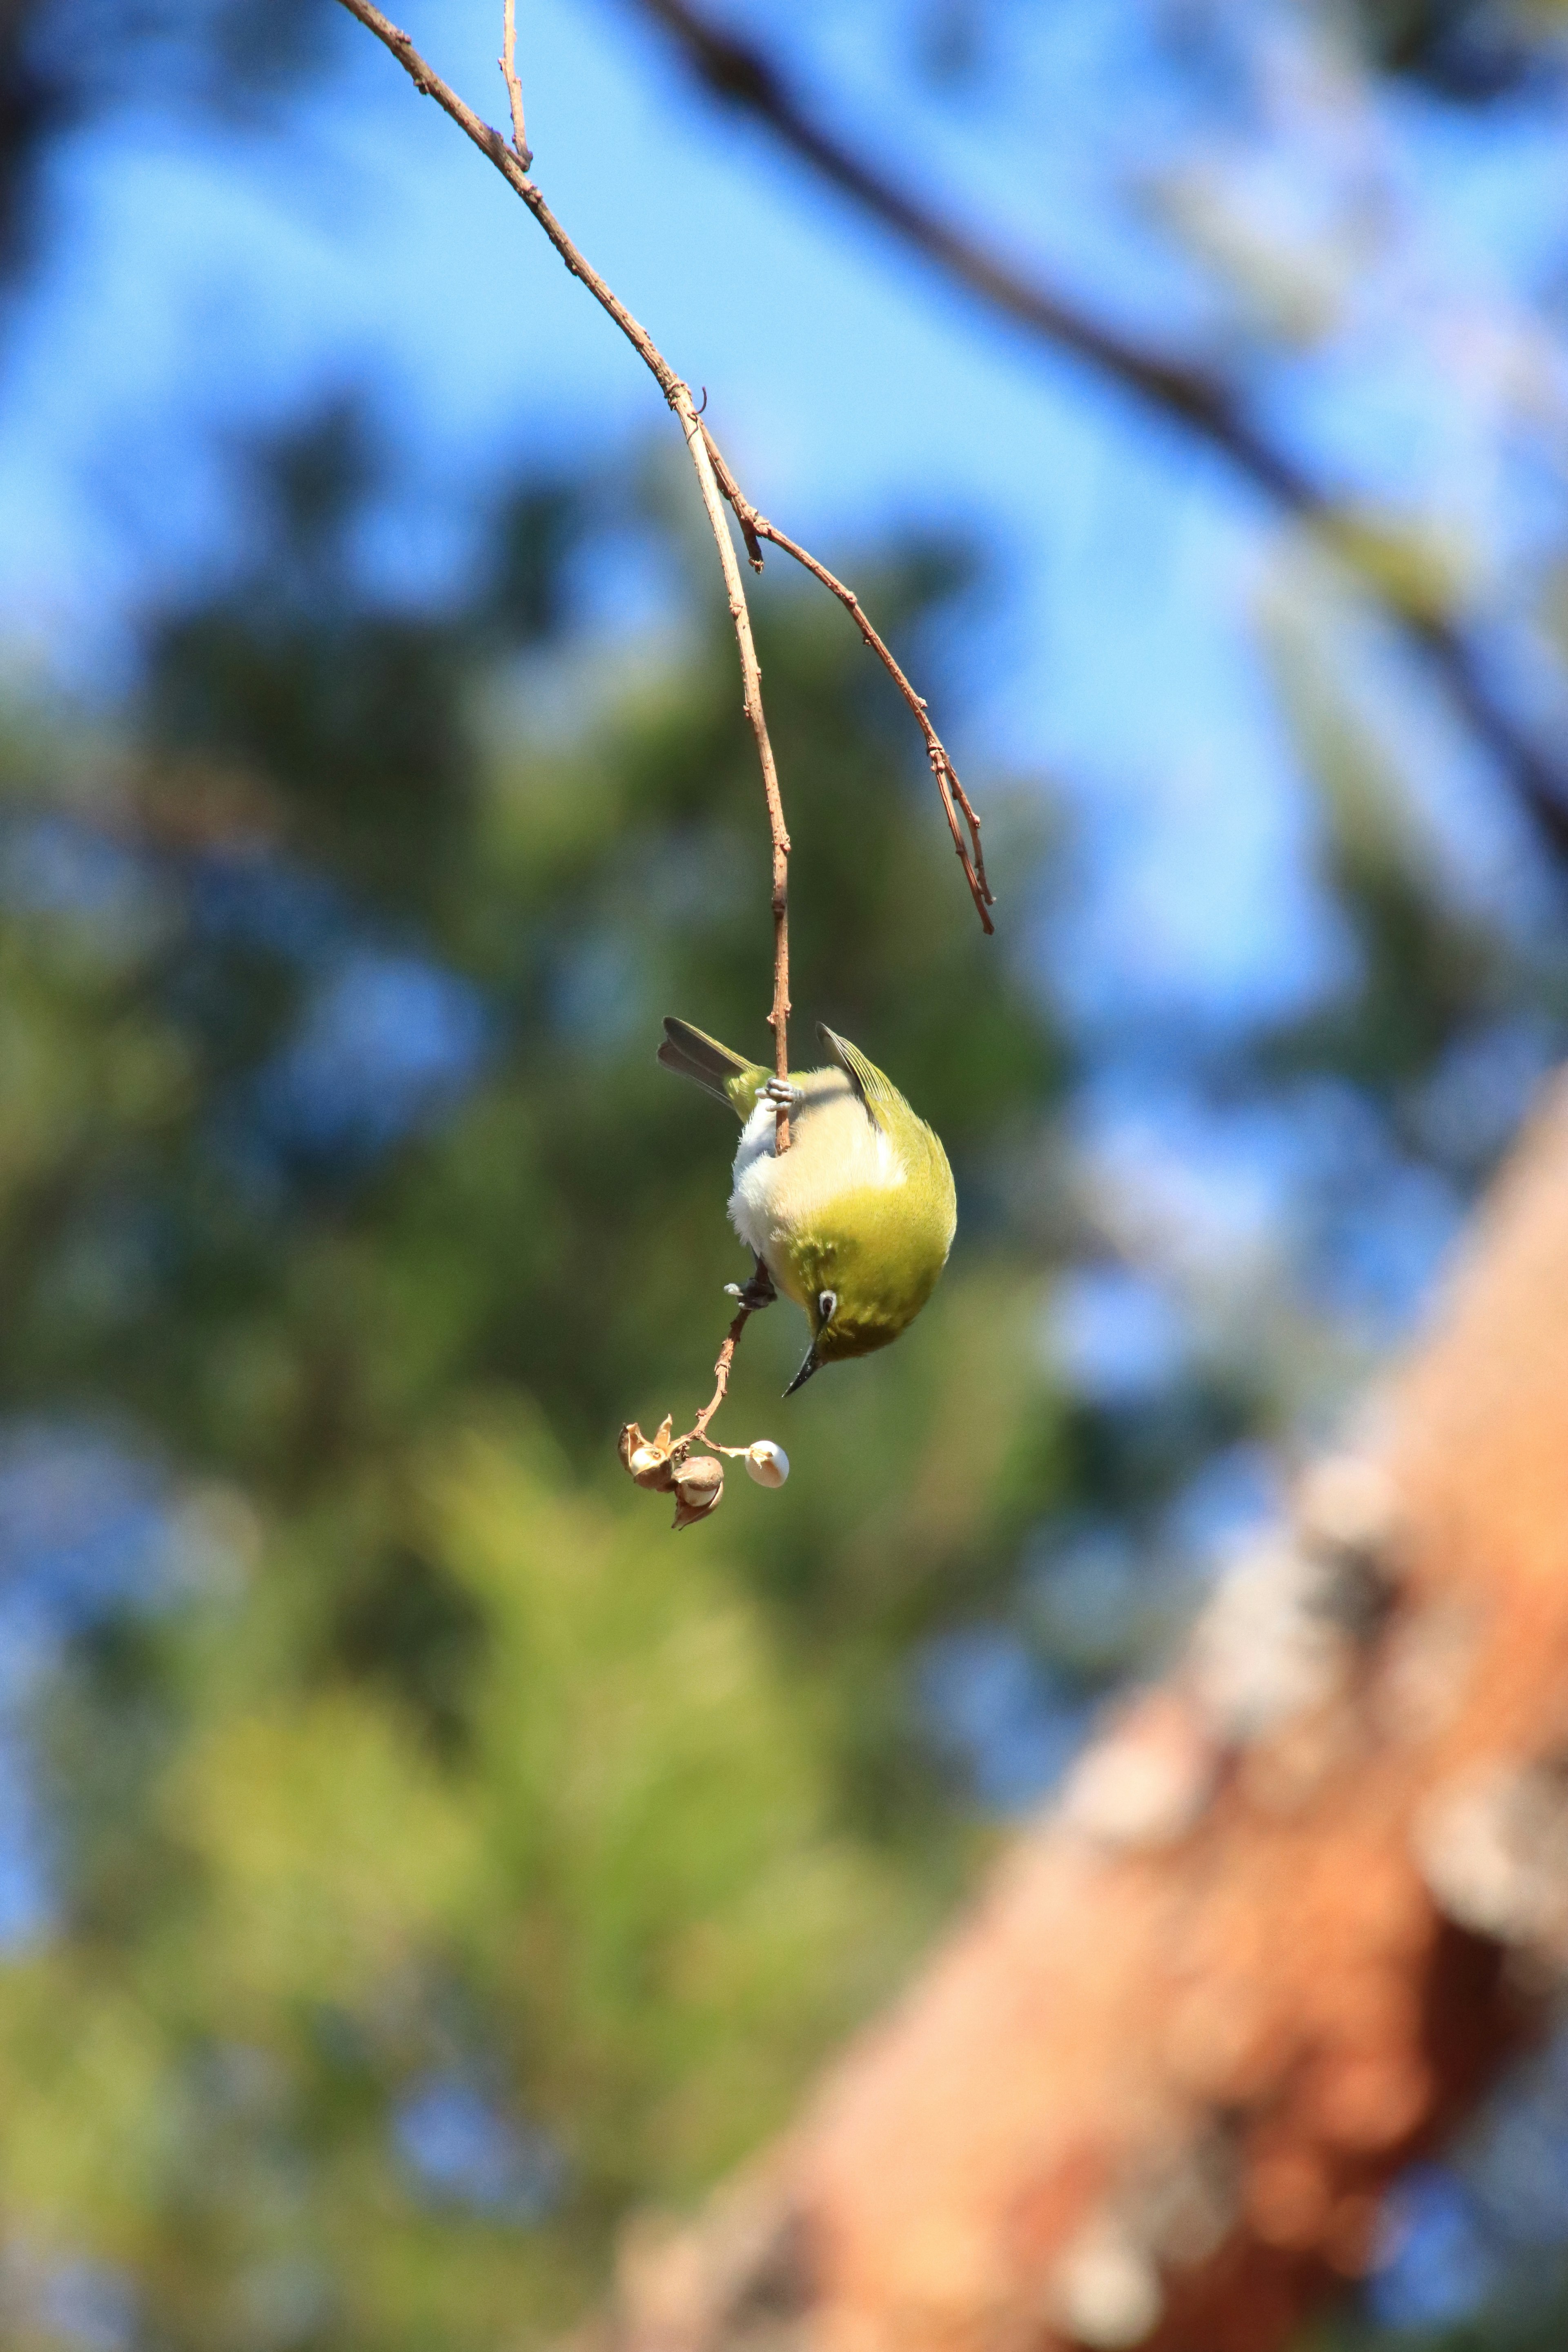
333 0 982 1483
334 0 795 1155
331 0 995 1082
629 0 1568 866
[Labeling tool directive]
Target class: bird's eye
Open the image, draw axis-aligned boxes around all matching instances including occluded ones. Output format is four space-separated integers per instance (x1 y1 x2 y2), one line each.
817 1289 837 1323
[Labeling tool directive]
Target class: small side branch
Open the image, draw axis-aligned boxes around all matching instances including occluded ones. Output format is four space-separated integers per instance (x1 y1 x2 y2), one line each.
703 422 993 932
499 0 533 167
334 1 684 399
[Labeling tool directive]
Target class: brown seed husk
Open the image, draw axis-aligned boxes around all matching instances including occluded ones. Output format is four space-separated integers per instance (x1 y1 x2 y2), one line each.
619 1416 675 1492
671 1455 724 1530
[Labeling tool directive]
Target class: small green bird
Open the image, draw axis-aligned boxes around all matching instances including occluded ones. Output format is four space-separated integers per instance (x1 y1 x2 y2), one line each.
658 1016 957 1395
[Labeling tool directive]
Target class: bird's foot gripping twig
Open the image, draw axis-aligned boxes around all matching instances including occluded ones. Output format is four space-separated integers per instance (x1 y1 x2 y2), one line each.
760 1078 803 1110
724 1256 778 1313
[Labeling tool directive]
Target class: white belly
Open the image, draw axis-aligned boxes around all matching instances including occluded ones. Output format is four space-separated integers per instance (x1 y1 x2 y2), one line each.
728 1076 905 1263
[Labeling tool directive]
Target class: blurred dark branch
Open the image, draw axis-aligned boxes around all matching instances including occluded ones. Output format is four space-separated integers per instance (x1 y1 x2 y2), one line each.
629 0 1568 867
0 0 69 281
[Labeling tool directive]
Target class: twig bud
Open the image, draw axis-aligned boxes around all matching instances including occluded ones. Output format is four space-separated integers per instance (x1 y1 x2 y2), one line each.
671 1455 724 1530
744 1440 789 1488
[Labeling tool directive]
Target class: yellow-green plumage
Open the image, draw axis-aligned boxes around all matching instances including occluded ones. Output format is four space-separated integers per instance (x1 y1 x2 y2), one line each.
658 1017 956 1393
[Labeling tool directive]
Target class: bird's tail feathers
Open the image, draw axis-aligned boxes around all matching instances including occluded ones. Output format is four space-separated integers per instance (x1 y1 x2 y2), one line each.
658 1018 765 1114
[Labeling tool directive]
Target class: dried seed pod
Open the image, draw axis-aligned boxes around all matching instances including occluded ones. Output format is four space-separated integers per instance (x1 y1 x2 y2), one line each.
619 1416 675 1491
671 1454 724 1530
744 1440 789 1489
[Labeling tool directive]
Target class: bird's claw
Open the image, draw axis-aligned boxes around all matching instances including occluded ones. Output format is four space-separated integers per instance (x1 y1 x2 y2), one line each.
724 1258 777 1313
761 1078 804 1108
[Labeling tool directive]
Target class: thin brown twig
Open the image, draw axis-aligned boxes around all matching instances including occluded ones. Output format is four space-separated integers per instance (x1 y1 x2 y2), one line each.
677 1301 752 1457
498 0 532 167
629 0 1568 865
334 0 797 1159
336 2 680 396
679 397 794 1143
703 420 993 931
336 0 1000 1150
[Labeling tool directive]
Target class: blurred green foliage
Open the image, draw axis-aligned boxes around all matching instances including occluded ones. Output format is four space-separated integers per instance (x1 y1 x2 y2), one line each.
0 405 1082 2349
3 394 1561 2349
2 39 1568 2336
4 275 1568 2352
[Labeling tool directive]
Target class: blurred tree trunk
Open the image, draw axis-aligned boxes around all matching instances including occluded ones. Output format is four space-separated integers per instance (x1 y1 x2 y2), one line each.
581 1076 1568 2352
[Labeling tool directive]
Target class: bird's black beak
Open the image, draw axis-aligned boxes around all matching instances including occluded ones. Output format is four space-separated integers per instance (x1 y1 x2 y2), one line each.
783 1344 821 1398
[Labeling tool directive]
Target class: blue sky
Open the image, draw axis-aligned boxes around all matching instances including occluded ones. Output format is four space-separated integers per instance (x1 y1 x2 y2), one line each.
0 0 1563 1286
0 0 1366 1026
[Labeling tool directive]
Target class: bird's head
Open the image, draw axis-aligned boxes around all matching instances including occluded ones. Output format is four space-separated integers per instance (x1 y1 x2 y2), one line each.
782 1261 929 1396
776 1110 957 1399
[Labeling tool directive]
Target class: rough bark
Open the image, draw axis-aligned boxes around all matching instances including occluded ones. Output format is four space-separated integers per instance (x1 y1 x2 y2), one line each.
582 1074 1568 2352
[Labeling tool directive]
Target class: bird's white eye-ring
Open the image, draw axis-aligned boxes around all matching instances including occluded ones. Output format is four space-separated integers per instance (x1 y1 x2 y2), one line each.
817 1289 837 1324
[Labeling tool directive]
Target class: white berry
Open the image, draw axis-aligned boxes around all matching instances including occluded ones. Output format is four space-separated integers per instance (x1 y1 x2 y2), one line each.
745 1440 789 1488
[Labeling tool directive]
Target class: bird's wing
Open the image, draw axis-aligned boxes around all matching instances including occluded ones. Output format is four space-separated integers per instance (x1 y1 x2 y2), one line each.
658 1017 769 1119
816 1024 899 1134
